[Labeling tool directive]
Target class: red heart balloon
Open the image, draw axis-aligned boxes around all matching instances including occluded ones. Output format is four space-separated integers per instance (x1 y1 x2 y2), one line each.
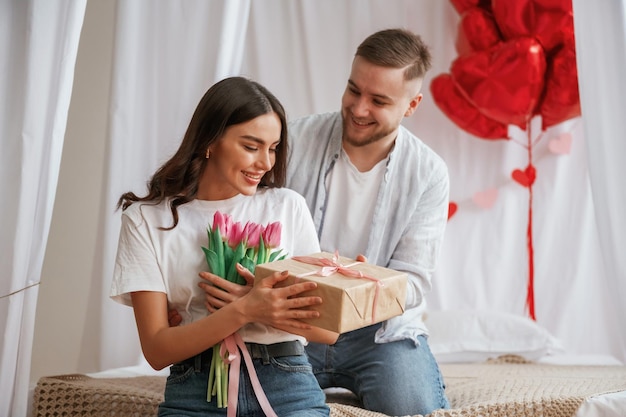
450 0 491 14
456 7 503 55
539 40 581 129
450 37 547 129
448 202 458 220
491 0 574 53
511 164 537 187
430 73 509 140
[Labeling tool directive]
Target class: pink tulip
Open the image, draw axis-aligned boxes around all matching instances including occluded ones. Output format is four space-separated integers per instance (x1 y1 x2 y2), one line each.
212 211 233 239
243 221 263 249
227 221 246 248
262 221 282 248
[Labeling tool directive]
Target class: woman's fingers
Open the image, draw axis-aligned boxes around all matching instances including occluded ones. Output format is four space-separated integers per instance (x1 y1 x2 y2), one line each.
198 271 240 292
200 269 323 327
285 294 322 309
197 271 253 311
256 270 290 287
235 263 255 285
257 270 318 294
255 270 322 308
198 281 232 304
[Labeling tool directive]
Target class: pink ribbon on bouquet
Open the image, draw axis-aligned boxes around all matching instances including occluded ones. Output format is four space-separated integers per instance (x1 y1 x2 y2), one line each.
291 251 384 323
220 333 278 417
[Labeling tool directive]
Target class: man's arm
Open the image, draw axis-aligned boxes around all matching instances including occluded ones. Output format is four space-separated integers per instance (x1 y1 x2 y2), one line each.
387 165 450 310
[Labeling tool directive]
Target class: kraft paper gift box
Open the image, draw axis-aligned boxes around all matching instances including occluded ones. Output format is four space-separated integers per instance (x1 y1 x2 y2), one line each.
254 252 407 333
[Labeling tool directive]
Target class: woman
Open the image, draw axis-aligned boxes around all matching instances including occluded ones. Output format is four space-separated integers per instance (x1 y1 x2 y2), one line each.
110 77 337 416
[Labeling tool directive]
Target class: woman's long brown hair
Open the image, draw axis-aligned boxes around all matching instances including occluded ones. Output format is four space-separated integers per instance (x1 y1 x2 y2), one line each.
116 77 288 230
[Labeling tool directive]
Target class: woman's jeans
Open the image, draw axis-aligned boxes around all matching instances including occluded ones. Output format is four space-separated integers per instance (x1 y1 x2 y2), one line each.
306 323 450 416
158 342 329 416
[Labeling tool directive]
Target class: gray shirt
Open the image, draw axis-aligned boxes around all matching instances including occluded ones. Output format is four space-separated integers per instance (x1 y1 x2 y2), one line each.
286 112 450 344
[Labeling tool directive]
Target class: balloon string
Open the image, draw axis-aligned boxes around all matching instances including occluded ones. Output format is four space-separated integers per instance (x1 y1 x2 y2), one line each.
527 183 535 320
531 131 545 148
509 137 529 149
526 124 535 319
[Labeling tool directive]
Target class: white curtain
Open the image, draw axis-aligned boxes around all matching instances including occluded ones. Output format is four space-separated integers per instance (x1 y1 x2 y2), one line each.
572 0 626 356
0 0 86 415
91 0 626 371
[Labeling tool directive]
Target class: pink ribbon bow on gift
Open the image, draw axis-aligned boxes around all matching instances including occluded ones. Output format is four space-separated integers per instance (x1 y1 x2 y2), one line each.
220 333 278 417
291 251 384 323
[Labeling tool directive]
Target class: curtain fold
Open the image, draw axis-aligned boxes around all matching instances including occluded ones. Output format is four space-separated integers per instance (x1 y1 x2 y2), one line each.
0 0 86 415
572 0 626 356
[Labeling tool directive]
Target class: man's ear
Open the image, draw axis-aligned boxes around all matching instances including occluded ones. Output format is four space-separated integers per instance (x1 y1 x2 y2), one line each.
404 93 423 117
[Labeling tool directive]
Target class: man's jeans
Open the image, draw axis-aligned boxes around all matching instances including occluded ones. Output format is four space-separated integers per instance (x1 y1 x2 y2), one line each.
306 323 450 416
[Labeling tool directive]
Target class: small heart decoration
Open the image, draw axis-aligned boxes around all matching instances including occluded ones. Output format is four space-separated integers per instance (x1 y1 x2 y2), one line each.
511 164 537 187
548 132 572 155
472 188 498 208
448 202 458 220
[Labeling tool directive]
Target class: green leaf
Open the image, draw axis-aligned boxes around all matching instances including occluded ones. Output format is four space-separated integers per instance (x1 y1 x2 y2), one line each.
257 237 267 265
245 247 255 263
202 247 220 275
268 249 286 262
223 243 234 275
211 229 225 277
225 242 246 283
239 256 256 285
206 229 213 251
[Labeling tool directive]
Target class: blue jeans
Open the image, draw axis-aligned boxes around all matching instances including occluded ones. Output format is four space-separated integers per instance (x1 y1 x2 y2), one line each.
306 323 450 416
158 347 329 416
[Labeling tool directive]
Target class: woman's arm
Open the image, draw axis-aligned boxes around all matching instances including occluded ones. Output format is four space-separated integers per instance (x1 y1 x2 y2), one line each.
135 270 323 370
197 264 339 344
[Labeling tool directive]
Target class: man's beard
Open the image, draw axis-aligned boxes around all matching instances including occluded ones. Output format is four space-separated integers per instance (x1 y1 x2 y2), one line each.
341 116 394 147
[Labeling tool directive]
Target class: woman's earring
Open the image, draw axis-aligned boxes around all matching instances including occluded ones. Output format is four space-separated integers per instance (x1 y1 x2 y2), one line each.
205 150 210 159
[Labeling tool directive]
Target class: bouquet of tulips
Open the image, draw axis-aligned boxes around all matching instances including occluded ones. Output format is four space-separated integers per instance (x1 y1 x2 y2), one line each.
202 211 287 407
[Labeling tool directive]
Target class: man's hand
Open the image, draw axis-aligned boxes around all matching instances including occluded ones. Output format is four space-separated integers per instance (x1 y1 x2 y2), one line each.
167 307 182 327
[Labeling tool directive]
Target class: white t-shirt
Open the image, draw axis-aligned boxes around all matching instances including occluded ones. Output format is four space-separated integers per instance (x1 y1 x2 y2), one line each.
320 149 386 259
110 187 320 345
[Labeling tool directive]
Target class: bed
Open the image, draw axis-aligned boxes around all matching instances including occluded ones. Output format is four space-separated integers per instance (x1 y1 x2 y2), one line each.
31 310 626 417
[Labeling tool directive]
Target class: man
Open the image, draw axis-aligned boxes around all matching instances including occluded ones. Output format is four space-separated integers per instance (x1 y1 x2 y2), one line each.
189 27 450 415
285 28 450 416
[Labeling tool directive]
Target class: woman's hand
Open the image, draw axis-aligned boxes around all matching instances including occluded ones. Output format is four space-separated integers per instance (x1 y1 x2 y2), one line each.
238 270 322 330
198 264 254 313
195 266 323 331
